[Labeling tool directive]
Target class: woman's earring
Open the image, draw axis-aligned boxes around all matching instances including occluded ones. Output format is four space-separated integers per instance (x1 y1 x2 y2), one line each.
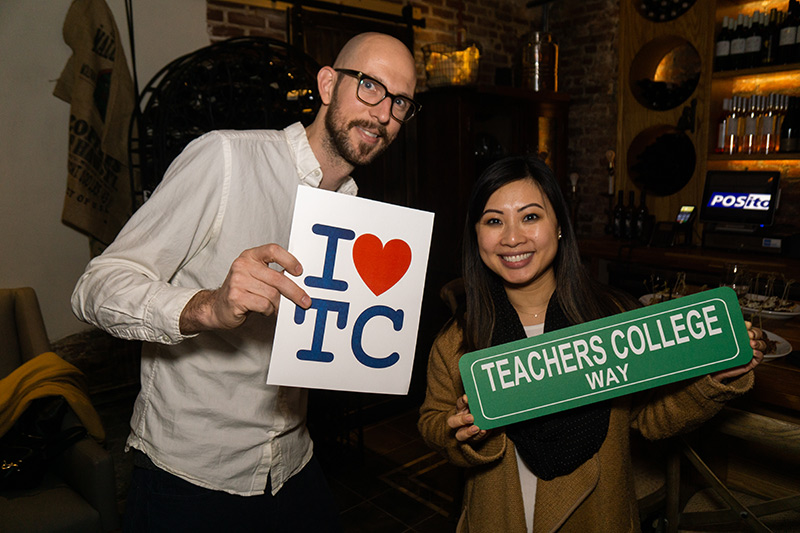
558 230 562 240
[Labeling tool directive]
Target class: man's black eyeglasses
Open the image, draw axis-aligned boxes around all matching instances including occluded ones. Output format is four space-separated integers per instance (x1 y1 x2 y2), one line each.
334 69 421 123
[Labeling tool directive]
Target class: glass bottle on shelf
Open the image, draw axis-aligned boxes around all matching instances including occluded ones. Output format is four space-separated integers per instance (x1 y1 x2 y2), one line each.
634 189 649 242
715 16 732 71
623 191 636 240
762 9 780 66
780 96 798 153
724 96 743 154
744 11 762 68
612 191 624 238
774 94 788 152
777 0 798 65
730 14 747 69
716 97 732 153
741 95 759 154
759 93 777 154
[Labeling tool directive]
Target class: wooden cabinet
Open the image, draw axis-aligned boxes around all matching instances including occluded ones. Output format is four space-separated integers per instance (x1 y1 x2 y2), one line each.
413 85 569 287
616 0 715 223
405 86 569 386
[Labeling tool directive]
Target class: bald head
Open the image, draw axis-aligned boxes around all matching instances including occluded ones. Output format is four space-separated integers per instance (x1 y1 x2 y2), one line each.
333 33 417 95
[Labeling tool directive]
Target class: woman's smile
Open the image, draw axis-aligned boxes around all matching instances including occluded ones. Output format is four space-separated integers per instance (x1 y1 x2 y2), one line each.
500 252 534 266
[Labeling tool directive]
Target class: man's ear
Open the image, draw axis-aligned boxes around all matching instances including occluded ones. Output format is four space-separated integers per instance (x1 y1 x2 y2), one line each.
317 66 336 106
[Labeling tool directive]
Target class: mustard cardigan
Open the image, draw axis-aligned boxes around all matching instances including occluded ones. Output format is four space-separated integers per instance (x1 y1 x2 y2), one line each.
418 322 754 533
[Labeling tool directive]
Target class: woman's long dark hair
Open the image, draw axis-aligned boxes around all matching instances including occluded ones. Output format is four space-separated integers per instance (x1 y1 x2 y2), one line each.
460 155 635 352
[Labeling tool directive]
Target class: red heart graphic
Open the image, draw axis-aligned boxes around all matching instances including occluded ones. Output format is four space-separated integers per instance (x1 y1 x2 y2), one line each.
352 234 412 296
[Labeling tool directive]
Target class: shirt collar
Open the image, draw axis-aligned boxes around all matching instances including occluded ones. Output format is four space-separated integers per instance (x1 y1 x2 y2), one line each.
285 122 358 196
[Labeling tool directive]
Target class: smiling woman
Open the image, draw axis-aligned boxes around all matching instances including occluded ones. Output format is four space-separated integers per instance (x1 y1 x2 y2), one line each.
417 154 765 533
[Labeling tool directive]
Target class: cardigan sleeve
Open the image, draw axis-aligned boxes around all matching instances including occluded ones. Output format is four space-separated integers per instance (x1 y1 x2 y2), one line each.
629 371 754 440
418 323 507 468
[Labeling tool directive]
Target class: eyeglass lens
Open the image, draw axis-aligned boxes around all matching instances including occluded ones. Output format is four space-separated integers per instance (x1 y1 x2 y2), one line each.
357 77 415 121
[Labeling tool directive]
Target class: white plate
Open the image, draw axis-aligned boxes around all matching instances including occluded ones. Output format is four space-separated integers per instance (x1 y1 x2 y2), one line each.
761 329 792 360
740 294 800 320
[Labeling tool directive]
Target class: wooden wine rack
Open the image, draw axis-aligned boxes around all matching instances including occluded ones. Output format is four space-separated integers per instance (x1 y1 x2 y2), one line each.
616 0 716 224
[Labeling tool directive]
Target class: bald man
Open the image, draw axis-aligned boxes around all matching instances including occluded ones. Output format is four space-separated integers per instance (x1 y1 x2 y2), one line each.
71 33 419 532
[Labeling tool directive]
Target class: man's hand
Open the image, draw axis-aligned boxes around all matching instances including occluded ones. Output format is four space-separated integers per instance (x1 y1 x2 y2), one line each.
179 244 311 334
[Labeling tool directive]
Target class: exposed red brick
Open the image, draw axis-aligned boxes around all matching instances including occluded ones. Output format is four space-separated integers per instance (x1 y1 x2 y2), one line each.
228 11 266 27
209 25 245 38
431 7 456 18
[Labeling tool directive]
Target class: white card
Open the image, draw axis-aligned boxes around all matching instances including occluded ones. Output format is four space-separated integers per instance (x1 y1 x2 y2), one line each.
267 186 435 394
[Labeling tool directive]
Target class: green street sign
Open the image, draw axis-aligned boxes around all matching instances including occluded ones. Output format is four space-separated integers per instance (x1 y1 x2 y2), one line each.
459 287 752 429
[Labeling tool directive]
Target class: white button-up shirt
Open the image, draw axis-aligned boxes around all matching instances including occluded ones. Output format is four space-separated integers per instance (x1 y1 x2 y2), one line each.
72 123 357 495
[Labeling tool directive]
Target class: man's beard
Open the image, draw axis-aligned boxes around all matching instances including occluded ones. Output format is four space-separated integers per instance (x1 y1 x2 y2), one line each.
324 90 395 167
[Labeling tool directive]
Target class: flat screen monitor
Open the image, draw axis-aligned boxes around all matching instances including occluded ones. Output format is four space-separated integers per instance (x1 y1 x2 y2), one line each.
699 170 780 229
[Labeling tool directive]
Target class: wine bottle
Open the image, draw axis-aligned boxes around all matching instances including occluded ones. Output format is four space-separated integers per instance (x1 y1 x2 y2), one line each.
716 98 732 153
623 191 636 240
612 191 625 238
774 94 789 152
725 96 744 154
634 189 649 242
745 11 762 68
741 95 758 154
730 14 747 69
778 0 798 65
715 16 732 71
762 9 779 66
780 96 799 153
759 93 777 154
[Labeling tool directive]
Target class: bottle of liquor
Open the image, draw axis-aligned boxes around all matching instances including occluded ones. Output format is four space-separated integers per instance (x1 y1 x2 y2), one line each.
716 98 732 153
774 94 789 152
778 0 798 65
780 96 799 153
730 14 747 69
744 11 762 68
634 189 649 242
725 96 744 154
759 93 777 154
741 95 759 154
612 191 625 238
715 16 732 71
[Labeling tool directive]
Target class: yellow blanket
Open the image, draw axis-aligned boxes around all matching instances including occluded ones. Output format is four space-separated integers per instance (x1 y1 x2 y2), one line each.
0 352 105 442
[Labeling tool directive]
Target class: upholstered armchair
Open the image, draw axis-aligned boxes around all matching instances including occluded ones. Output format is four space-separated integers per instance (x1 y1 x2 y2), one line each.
0 287 120 532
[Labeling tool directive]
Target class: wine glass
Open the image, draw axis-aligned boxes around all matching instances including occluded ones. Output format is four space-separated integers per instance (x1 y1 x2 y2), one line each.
721 263 750 297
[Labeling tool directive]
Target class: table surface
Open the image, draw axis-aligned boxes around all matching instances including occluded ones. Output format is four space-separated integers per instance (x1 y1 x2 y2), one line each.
576 238 800 418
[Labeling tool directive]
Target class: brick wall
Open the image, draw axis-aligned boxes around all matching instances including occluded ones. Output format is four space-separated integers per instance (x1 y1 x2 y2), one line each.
206 0 619 235
549 0 620 236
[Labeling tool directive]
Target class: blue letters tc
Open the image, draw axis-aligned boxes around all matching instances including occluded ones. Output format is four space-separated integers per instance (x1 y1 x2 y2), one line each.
351 305 404 369
304 224 355 292
294 299 349 363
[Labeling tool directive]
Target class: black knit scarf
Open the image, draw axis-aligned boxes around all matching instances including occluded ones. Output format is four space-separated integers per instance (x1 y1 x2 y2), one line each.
489 277 610 481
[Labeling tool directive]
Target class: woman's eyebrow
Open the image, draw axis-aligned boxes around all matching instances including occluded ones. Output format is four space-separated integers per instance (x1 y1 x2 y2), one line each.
518 202 543 212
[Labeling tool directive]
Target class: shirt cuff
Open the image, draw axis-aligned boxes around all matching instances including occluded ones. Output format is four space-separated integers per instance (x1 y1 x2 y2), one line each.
146 285 203 344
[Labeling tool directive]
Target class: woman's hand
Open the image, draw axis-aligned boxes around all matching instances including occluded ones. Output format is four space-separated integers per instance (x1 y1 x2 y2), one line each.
448 394 489 442
710 320 765 383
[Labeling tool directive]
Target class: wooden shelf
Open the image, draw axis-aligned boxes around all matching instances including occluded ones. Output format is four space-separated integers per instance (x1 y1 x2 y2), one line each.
712 62 800 79
707 152 800 161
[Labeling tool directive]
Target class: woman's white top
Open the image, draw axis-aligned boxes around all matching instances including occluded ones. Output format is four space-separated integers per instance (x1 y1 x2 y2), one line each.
517 322 545 533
